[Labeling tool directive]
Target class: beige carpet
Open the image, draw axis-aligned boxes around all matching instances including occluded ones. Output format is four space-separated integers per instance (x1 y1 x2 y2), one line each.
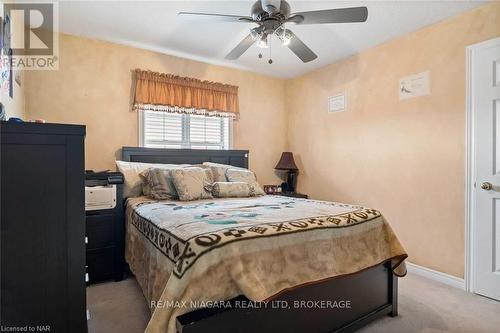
87 272 500 333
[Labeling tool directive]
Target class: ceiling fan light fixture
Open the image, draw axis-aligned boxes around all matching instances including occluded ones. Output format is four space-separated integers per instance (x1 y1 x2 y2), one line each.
256 35 269 48
250 27 263 40
281 31 292 46
276 28 292 46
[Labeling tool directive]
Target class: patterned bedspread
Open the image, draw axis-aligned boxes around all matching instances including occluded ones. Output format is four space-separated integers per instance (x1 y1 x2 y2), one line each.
125 195 407 333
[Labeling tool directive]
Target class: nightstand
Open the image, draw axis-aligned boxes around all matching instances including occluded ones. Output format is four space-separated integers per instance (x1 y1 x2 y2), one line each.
85 172 125 284
274 192 308 199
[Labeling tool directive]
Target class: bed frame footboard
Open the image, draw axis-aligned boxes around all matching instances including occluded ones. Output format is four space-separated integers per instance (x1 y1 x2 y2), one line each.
176 261 398 333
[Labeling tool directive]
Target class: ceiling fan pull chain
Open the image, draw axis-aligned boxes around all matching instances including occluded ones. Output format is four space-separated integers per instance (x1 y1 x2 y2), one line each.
268 36 273 64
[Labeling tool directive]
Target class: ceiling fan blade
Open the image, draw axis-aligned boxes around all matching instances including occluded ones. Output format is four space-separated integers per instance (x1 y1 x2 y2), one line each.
225 34 255 60
178 12 254 23
286 31 317 63
287 7 368 25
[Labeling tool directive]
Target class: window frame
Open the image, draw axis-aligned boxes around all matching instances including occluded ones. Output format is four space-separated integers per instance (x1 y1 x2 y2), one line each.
138 110 233 150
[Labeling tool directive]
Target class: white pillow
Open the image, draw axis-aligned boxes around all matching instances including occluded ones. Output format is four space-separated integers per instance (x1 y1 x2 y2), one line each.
202 162 246 182
115 160 189 198
225 168 266 196
207 182 257 198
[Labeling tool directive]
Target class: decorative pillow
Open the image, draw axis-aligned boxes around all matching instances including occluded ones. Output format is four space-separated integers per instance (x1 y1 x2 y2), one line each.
170 167 214 201
140 165 212 199
202 162 245 182
190 164 216 183
225 168 266 196
116 160 190 198
139 169 154 196
140 168 179 200
207 182 256 198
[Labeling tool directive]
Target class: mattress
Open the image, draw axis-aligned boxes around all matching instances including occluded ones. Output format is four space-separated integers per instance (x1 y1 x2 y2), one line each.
125 195 407 333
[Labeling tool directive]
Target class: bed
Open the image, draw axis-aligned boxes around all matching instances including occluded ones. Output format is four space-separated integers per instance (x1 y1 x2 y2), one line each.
121 147 407 333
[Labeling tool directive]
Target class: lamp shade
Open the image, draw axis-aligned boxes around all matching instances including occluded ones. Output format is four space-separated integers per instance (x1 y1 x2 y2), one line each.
275 152 299 171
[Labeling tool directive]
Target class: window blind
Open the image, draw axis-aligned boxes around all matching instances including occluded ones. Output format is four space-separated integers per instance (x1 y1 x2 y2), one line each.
142 110 230 149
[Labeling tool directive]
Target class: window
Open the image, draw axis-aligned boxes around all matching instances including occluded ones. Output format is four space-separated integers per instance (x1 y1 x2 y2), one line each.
140 110 231 149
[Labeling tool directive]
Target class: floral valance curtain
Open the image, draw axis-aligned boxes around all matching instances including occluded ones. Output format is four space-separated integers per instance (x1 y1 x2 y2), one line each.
133 69 239 118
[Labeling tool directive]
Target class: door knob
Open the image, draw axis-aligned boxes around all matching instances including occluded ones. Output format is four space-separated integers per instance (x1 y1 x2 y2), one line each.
481 182 493 191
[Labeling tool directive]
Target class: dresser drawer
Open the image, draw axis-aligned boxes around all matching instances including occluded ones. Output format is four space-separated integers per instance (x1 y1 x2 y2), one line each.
86 247 115 283
86 214 115 250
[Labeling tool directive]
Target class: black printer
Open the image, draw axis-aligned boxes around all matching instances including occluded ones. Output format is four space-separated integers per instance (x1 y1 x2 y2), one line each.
85 170 124 187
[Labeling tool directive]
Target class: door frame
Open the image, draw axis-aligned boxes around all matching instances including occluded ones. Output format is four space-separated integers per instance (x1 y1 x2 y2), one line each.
465 37 500 293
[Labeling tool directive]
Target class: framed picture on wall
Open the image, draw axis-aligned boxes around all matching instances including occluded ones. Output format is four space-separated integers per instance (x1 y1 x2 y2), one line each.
0 17 3 50
8 48 13 98
3 14 10 52
0 14 13 99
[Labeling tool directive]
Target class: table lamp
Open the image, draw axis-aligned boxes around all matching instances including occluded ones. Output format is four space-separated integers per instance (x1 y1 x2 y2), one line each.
275 152 299 193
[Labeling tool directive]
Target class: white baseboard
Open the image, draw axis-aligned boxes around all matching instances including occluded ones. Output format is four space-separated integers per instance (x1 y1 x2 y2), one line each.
406 262 465 290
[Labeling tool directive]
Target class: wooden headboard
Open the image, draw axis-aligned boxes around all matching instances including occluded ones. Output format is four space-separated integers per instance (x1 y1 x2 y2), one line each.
121 147 249 168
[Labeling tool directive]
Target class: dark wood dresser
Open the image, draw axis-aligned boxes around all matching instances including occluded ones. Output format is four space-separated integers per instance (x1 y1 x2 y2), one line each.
0 122 87 333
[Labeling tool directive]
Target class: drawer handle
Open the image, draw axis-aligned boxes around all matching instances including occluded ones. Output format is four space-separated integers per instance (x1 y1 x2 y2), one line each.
85 236 88 244
85 273 89 282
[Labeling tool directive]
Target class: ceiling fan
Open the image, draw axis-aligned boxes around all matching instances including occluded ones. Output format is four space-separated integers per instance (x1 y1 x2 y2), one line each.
178 0 368 63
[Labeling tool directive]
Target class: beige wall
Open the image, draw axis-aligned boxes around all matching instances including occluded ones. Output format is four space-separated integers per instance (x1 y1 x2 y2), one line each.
25 3 500 278
25 33 286 185
285 2 500 278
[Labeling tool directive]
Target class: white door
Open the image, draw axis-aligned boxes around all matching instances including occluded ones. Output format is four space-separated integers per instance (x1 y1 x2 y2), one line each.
472 37 500 301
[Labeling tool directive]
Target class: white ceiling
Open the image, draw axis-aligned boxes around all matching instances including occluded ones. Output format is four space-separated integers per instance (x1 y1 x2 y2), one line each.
58 0 487 78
